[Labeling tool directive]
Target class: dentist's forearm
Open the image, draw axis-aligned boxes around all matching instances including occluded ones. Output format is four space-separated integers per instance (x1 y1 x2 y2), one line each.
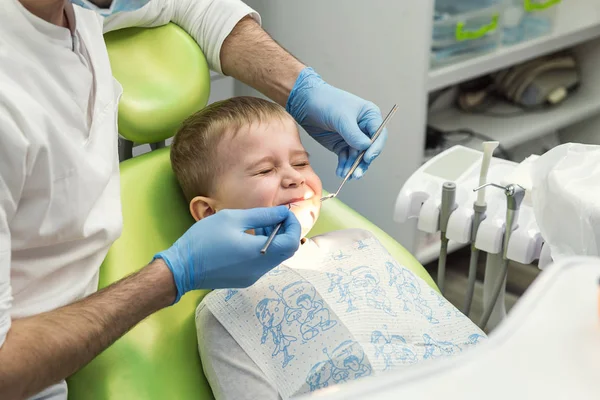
0 259 175 400
220 16 305 106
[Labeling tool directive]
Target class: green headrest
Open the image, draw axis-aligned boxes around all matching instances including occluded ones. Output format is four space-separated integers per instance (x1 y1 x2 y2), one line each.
105 23 211 144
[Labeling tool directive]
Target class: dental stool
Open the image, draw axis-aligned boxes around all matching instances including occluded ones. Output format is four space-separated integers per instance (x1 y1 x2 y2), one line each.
66 23 434 400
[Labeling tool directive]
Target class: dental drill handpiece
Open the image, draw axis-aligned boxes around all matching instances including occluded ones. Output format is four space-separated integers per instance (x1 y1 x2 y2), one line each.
478 183 526 329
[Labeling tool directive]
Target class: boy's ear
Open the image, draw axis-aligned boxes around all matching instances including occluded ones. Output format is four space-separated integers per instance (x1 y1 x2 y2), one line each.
190 196 218 222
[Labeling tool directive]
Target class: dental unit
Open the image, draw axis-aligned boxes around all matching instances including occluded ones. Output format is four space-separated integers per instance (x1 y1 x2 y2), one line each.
394 144 544 330
295 142 600 399
261 104 399 254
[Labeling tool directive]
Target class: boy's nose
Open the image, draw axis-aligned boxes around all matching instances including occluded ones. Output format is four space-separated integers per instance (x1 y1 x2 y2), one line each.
282 168 305 188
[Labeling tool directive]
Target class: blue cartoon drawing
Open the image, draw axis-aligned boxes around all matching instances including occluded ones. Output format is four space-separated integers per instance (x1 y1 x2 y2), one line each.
430 289 448 307
267 266 288 276
413 296 439 324
352 266 396 316
276 281 337 341
422 333 462 360
255 298 297 368
386 262 438 323
306 360 335 392
332 250 351 261
465 333 485 346
371 325 417 370
327 269 361 313
224 289 238 301
356 240 370 250
327 265 396 316
306 340 372 392
386 262 419 311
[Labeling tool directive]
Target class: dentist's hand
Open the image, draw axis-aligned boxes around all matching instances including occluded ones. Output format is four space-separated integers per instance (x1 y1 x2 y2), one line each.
286 67 388 180
154 206 301 303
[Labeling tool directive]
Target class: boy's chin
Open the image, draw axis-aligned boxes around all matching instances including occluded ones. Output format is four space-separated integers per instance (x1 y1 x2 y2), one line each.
299 219 317 240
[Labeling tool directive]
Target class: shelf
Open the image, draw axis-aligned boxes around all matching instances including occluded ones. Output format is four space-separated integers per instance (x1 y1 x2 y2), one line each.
428 0 600 92
427 81 600 149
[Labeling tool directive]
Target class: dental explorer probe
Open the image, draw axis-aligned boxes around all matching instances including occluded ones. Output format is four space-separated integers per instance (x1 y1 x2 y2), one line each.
437 182 457 295
476 183 526 330
261 104 398 255
320 104 399 202
463 141 499 315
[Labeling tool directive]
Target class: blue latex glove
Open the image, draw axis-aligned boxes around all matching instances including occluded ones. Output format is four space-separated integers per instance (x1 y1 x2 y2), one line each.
154 206 301 303
286 67 388 179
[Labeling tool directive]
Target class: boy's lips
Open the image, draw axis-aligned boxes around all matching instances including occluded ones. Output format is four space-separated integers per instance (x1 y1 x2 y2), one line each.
286 197 307 204
283 194 315 206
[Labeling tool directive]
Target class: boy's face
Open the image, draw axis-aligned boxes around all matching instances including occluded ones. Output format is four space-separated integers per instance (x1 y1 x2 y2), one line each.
191 116 322 238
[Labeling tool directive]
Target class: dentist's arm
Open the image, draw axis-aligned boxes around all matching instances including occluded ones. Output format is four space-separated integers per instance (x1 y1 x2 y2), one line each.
103 0 387 177
0 206 300 400
0 259 175 400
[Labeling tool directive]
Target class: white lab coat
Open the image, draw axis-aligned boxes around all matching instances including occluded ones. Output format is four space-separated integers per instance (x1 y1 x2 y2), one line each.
0 1 258 398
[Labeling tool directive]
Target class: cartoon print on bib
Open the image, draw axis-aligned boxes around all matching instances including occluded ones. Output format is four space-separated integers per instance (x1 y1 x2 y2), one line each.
466 333 485 346
277 281 337 341
224 289 239 301
356 239 369 250
306 340 372 392
326 266 396 316
326 269 360 313
423 333 462 360
386 262 438 324
370 325 417 370
203 234 487 398
332 249 351 261
256 297 297 368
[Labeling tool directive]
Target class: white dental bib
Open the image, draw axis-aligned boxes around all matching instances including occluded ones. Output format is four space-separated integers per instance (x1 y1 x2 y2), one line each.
202 230 484 398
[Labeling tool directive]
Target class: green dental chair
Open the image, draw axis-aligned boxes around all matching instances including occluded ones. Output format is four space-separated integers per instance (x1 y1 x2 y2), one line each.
67 23 435 400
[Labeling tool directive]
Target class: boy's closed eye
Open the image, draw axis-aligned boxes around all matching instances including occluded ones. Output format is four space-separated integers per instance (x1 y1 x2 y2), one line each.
256 168 275 176
292 161 310 168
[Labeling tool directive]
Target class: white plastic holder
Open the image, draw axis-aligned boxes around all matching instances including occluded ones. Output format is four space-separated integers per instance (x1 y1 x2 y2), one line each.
394 145 548 327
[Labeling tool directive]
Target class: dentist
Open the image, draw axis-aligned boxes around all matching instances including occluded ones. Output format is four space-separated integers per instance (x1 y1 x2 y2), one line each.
0 0 388 398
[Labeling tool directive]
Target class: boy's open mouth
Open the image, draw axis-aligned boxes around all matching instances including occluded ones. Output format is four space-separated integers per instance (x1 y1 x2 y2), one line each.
283 193 314 207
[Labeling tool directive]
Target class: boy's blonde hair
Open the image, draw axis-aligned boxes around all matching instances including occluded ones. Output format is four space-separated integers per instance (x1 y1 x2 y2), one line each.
171 96 292 202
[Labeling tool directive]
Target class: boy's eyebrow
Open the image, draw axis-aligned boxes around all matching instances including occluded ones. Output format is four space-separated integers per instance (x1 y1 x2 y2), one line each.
290 150 310 158
246 150 310 170
246 155 275 170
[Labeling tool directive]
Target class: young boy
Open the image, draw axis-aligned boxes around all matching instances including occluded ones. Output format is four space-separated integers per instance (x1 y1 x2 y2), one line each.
170 97 485 400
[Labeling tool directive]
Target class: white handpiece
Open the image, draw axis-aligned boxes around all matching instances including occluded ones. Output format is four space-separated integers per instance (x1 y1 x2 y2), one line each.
476 141 499 207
